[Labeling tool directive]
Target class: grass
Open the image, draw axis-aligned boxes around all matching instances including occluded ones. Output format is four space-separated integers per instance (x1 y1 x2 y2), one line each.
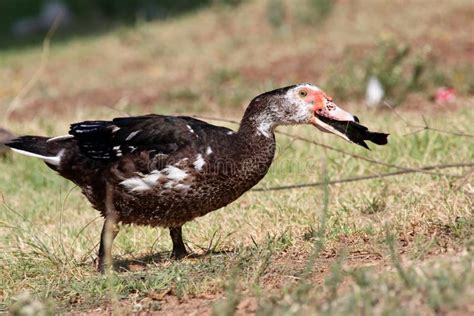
1 108 472 314
0 0 473 314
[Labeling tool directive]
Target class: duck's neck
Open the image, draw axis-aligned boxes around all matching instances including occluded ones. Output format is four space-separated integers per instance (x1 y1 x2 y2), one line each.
238 114 275 139
237 99 278 140
235 101 278 174
230 115 275 192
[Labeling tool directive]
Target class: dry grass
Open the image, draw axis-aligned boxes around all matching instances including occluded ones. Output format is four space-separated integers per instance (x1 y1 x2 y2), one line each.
0 0 473 314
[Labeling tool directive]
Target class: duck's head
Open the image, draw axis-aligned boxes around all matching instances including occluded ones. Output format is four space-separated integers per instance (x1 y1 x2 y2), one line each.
244 83 388 148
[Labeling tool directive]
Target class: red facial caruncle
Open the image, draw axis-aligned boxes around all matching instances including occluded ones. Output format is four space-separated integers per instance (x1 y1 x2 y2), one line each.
298 88 333 111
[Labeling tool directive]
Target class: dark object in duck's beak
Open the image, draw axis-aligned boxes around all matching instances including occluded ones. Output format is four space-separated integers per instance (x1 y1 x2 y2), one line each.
315 115 389 149
310 100 389 149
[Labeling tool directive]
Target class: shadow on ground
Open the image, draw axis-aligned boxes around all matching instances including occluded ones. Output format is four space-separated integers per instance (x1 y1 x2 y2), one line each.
113 249 238 272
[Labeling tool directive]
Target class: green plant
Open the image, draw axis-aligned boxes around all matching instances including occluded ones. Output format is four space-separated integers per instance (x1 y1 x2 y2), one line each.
308 0 334 20
267 0 286 28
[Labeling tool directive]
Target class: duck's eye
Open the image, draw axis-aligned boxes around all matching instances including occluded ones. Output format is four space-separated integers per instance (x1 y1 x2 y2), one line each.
299 90 307 98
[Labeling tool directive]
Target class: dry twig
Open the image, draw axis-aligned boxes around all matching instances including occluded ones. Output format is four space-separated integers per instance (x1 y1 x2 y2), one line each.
383 101 474 138
251 162 473 192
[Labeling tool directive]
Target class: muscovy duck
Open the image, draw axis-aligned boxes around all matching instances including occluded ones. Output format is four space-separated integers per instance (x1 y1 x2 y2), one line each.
6 84 388 272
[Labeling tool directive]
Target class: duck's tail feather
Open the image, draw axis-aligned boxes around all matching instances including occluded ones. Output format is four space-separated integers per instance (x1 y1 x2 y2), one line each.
6 136 67 166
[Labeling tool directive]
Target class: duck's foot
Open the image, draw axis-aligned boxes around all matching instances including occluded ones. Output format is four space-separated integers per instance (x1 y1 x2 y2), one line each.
171 247 189 260
169 226 188 260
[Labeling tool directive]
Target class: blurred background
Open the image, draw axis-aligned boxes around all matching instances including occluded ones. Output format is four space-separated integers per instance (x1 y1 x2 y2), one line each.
1 2 473 313
1 0 214 44
0 0 472 122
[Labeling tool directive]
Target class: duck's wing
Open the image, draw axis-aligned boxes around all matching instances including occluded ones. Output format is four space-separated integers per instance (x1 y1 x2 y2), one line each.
69 114 229 161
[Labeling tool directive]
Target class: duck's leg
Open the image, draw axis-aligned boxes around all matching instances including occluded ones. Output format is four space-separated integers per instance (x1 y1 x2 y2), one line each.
98 183 120 273
97 217 120 273
169 226 188 259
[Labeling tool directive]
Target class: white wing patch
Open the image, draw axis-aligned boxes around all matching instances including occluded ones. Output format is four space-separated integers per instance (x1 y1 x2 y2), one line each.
11 148 65 166
193 154 205 171
142 171 161 186
186 125 195 134
126 130 141 141
47 135 73 142
120 165 190 192
112 145 123 157
119 177 151 192
206 146 213 155
166 165 188 181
